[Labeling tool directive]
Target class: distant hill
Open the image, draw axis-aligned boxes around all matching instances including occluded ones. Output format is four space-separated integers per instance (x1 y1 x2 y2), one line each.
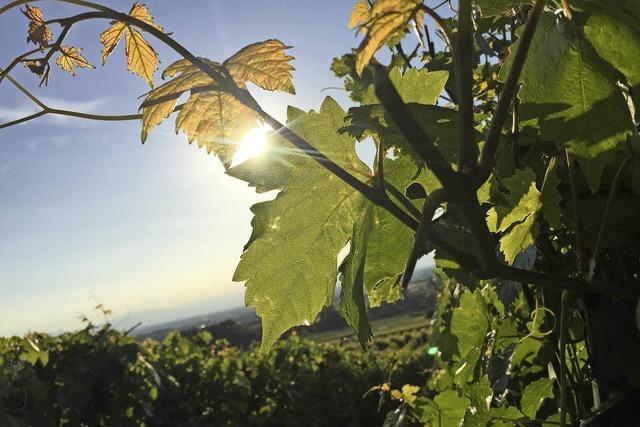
134 266 439 346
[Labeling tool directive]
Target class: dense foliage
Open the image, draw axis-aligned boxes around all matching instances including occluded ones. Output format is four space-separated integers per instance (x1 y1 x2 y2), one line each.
0 320 432 426
2 0 640 425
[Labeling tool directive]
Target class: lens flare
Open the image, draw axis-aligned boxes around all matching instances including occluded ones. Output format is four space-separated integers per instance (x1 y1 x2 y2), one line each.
232 123 271 166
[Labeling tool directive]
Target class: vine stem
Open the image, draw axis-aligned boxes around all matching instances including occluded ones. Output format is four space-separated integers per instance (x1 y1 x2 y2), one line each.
565 150 587 273
0 67 183 129
476 0 546 184
0 46 46 84
559 290 573 427
419 5 454 53
590 154 630 278
401 188 447 287
455 0 477 173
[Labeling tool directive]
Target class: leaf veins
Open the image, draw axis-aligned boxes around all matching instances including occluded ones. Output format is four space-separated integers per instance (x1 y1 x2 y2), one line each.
99 3 163 87
352 0 423 75
55 46 95 75
140 40 295 168
22 5 53 48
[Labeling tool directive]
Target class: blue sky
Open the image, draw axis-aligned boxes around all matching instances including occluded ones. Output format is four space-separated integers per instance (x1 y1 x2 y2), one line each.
0 0 364 335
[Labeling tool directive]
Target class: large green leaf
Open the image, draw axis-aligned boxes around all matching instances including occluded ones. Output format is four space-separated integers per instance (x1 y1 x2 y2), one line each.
360 156 421 307
451 290 489 360
361 67 449 105
520 377 555 419
341 155 426 323
230 97 371 350
504 13 635 192
583 2 640 119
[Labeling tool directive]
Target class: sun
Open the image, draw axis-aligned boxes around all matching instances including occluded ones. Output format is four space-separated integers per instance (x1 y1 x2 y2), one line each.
232 123 271 166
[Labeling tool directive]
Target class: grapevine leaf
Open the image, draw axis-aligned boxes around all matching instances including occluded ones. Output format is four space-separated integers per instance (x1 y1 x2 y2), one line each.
338 208 373 347
354 0 423 75
503 13 635 192
520 377 555 419
475 0 528 17
499 215 538 265
463 375 492 412
360 67 449 105
418 391 470 427
487 168 539 234
55 46 95 76
99 21 127 63
348 1 370 30
22 5 52 48
451 290 489 360
487 406 526 426
224 40 295 94
99 3 163 87
345 104 465 174
229 98 370 350
486 167 551 264
540 158 562 229
124 27 159 88
354 155 425 308
583 3 640 117
140 40 294 167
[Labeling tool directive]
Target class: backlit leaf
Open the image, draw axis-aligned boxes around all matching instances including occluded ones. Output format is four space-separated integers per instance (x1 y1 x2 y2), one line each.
55 46 95 75
140 40 294 167
354 0 423 75
22 5 52 48
225 40 295 94
348 1 370 30
520 377 554 419
99 3 163 87
229 98 371 350
124 27 159 88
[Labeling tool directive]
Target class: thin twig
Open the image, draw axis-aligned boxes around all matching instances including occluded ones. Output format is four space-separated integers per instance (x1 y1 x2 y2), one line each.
455 0 477 173
590 154 630 274
0 68 47 108
0 110 47 129
401 188 447 287
0 67 184 128
0 46 47 84
476 0 546 184
420 5 454 52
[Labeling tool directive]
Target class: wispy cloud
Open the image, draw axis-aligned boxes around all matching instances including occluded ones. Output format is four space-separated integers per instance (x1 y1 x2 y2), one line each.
0 106 39 122
0 96 115 128
28 135 71 151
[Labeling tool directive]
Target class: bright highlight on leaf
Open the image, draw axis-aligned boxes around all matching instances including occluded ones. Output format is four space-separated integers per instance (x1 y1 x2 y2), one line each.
55 46 95 75
140 39 295 168
231 123 271 166
351 0 423 75
22 5 52 48
99 3 163 87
